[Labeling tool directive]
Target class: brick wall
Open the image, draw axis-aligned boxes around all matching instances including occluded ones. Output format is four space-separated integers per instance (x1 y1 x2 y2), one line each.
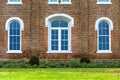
0 0 119 61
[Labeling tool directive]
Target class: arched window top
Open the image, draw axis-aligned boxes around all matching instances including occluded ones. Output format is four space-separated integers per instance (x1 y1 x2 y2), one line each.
99 21 109 29
5 17 24 31
10 21 20 29
51 20 68 27
45 14 74 27
95 17 113 31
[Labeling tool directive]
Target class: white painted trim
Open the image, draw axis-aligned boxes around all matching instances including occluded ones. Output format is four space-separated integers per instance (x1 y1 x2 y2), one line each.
45 14 74 27
96 2 112 4
96 0 112 4
95 17 113 31
7 0 22 4
97 50 112 53
48 0 59 4
60 0 72 4
5 17 24 53
6 51 22 53
45 14 74 53
95 17 113 53
5 17 24 31
47 51 72 53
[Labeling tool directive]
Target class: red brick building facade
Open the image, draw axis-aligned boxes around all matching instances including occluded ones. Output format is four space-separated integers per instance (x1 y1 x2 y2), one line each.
0 0 120 61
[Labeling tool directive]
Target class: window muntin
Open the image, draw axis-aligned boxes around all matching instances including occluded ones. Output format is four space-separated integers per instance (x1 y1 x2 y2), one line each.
9 21 20 50
98 21 109 50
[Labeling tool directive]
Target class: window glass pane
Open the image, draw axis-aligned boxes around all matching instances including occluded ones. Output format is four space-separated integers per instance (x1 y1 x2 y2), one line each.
51 30 58 50
61 30 68 50
50 0 57 2
106 44 109 50
99 0 109 2
51 41 58 50
99 36 109 50
60 20 68 27
99 36 102 43
106 36 109 43
51 20 68 27
10 0 20 2
99 44 103 50
17 44 20 50
51 20 59 27
62 0 70 2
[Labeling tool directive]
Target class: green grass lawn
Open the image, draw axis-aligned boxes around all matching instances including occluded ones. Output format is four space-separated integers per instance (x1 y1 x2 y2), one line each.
0 68 120 80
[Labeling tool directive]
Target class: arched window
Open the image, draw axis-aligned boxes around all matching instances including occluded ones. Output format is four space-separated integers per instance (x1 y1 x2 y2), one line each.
6 17 24 53
46 14 74 53
95 17 113 53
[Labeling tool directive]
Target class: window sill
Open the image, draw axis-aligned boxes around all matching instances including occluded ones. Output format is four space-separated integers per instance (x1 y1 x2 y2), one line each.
96 2 112 4
97 50 112 53
48 2 59 4
47 51 72 53
7 2 22 5
60 2 72 4
6 51 23 53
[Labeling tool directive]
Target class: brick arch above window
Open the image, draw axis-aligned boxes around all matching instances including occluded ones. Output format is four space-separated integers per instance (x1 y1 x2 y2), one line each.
45 14 74 27
5 17 24 31
95 17 113 31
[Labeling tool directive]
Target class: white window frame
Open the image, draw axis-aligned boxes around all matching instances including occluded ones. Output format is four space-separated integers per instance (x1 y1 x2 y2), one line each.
95 17 113 53
7 0 22 4
48 0 59 4
96 0 112 4
45 14 74 53
60 0 71 4
5 17 24 53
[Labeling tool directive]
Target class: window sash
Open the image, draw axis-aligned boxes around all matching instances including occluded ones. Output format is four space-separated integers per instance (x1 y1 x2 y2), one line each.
98 21 111 51
8 21 21 51
51 29 68 51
